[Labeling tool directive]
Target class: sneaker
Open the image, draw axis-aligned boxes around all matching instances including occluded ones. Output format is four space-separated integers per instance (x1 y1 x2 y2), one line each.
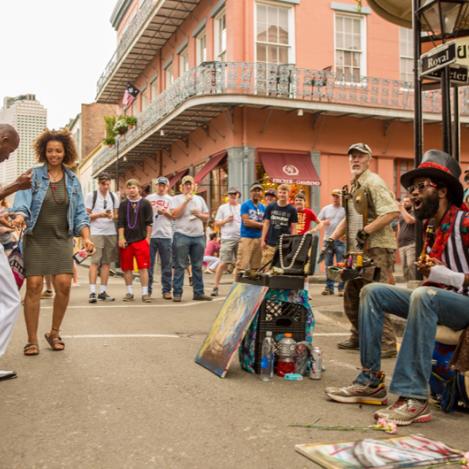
193 294 213 301
321 288 334 296
326 377 388 406
97 292 115 302
88 293 97 304
141 294 152 303
337 337 359 350
123 293 134 302
0 370 17 381
373 398 432 426
41 289 54 299
211 287 219 297
163 292 172 300
173 295 182 303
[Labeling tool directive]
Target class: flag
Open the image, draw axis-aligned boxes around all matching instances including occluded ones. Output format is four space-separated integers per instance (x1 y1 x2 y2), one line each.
122 83 140 108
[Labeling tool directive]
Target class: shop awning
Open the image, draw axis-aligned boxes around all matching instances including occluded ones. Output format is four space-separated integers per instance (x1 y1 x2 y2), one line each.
259 152 321 186
194 152 227 184
168 169 187 189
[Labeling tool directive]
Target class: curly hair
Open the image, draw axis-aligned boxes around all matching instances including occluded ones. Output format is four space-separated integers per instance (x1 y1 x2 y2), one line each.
34 128 78 167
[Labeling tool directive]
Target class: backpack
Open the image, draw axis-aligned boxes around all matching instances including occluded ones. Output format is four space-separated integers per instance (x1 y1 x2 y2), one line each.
430 342 469 412
91 190 116 211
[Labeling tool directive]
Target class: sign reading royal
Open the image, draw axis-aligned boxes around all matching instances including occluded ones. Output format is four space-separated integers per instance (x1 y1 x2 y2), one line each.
420 42 457 76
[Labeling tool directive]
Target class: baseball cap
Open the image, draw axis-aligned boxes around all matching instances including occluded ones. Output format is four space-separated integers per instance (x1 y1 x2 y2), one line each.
249 181 263 191
265 189 277 197
181 175 195 185
156 176 169 185
348 143 372 157
98 172 111 181
331 188 342 196
227 187 240 195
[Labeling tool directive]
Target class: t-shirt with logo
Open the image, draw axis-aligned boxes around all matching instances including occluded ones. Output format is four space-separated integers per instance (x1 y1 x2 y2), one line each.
296 208 319 235
215 203 241 240
172 194 209 237
264 202 298 246
146 193 174 239
240 200 265 238
85 190 119 236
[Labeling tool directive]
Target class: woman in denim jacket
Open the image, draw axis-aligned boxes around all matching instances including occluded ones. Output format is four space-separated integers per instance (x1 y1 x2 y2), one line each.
13 129 93 356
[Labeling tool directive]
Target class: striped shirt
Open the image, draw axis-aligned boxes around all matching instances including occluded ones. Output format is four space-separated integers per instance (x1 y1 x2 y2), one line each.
441 209 469 295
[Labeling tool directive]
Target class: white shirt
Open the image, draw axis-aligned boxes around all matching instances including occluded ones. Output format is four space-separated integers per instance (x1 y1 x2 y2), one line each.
146 194 174 239
85 190 119 236
215 203 241 240
172 194 209 237
318 204 346 238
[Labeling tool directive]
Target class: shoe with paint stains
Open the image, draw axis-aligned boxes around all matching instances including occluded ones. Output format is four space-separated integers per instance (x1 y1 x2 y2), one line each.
325 373 388 406
373 398 432 426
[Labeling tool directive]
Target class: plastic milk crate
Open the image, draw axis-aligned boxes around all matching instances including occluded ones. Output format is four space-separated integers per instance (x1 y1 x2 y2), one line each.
254 298 308 373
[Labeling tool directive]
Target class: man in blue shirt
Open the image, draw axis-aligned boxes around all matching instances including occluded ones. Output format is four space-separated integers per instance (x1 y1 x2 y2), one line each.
235 182 265 272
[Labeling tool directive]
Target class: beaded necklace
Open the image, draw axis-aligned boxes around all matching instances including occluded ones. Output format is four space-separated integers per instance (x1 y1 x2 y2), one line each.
127 199 141 229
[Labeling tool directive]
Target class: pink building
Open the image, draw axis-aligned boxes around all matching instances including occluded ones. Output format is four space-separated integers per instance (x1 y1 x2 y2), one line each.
93 0 469 211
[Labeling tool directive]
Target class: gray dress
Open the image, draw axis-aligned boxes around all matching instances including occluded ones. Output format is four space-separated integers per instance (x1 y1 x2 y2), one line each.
24 177 73 277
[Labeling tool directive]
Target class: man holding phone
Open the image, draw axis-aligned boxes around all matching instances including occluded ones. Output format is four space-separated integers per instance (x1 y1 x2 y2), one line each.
85 173 119 303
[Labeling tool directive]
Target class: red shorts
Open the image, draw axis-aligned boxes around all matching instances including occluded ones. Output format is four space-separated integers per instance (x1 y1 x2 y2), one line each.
120 239 150 271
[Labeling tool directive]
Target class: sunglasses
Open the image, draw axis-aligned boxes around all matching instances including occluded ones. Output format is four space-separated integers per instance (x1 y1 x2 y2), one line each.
407 181 438 193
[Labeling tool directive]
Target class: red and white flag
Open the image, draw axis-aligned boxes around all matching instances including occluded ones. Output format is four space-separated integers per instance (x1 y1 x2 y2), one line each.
122 83 140 108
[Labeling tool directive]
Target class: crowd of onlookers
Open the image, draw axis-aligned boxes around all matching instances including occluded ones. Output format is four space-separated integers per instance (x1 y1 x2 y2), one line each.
81 174 345 304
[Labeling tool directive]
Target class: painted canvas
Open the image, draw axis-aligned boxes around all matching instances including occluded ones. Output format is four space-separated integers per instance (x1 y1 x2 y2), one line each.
295 434 465 468
195 283 268 378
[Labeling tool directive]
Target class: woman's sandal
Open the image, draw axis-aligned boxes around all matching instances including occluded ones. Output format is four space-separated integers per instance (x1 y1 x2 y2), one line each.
24 343 39 356
44 332 65 351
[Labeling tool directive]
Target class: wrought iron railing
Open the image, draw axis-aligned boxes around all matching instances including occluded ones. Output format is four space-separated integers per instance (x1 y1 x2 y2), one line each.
97 0 156 94
92 61 469 175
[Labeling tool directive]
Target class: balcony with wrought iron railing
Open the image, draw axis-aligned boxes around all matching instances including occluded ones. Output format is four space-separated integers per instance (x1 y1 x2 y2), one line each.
96 0 200 102
92 61 469 175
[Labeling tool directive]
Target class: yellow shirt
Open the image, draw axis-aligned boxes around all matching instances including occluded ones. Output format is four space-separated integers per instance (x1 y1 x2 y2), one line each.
351 169 399 250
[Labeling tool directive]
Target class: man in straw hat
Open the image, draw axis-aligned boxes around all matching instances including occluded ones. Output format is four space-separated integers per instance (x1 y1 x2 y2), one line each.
328 143 399 358
326 149 469 426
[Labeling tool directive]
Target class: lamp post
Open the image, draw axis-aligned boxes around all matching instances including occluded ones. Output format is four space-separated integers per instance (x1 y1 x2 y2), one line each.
115 136 120 197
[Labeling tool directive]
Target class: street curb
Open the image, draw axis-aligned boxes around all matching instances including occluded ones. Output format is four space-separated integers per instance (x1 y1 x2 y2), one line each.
316 304 407 336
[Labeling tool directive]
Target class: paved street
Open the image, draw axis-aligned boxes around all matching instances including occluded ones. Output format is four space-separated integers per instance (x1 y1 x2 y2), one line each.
1 267 467 468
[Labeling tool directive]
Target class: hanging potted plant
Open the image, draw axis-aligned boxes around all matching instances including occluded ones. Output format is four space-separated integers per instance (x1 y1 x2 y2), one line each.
103 115 117 146
113 117 129 135
126 115 137 128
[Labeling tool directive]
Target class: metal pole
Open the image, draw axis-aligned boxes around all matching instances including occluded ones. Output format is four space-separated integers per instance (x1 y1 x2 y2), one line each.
413 0 423 166
413 0 424 278
441 66 453 154
453 85 460 161
115 137 119 196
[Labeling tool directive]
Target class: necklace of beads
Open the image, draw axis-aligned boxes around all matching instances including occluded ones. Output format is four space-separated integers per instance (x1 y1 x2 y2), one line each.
127 199 141 229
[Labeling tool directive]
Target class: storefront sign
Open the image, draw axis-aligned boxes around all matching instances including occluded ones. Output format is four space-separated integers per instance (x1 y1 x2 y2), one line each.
420 42 456 76
282 164 300 177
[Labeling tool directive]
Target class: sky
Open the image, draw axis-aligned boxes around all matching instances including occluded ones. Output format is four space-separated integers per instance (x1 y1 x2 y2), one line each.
0 0 118 128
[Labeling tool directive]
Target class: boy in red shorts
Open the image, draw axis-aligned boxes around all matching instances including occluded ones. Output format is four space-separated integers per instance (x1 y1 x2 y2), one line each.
118 179 153 302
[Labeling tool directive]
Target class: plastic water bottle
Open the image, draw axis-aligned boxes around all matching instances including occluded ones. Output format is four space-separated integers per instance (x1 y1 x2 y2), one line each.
260 331 274 382
276 333 296 377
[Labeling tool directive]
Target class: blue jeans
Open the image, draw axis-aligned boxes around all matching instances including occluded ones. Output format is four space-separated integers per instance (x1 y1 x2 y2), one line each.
149 238 172 295
355 283 469 400
172 233 205 296
325 240 345 291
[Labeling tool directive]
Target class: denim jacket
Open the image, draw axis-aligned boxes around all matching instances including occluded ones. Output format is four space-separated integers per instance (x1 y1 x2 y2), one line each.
12 164 90 236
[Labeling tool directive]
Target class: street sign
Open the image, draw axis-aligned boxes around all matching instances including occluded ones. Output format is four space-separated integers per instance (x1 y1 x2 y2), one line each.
420 42 457 76
425 65 469 85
